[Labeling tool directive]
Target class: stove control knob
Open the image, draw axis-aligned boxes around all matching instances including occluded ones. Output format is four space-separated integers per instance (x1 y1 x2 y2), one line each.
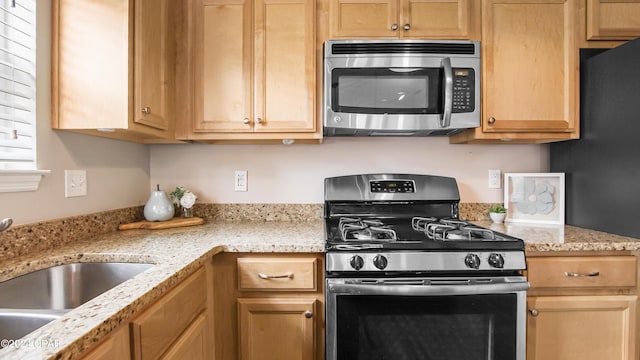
464 253 481 269
349 255 364 270
488 253 505 269
373 255 388 270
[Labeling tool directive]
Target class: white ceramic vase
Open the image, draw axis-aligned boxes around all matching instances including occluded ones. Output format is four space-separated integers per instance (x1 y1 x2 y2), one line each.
143 189 175 221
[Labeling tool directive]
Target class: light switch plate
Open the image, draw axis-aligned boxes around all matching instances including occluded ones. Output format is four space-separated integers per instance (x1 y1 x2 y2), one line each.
65 170 87 197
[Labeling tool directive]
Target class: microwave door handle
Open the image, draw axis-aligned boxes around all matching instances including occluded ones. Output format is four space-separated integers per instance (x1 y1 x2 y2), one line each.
388 68 422 73
441 57 453 128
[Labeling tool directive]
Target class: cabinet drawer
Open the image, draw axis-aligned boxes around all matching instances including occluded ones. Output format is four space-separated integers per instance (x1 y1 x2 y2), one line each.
131 267 207 360
528 256 637 289
237 257 317 291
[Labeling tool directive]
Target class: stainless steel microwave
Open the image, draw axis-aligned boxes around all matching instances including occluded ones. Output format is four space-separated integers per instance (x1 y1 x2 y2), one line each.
323 39 480 136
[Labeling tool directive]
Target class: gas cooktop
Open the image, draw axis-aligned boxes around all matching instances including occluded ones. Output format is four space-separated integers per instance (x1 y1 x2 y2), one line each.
324 174 526 274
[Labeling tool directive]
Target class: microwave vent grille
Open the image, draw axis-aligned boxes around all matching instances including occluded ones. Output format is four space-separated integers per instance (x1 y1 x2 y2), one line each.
331 42 476 55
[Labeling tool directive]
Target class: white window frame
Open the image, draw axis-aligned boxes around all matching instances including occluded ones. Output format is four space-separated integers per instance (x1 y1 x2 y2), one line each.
0 0 48 192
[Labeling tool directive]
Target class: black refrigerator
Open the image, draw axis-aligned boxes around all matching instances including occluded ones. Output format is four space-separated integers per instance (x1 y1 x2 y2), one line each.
550 38 640 238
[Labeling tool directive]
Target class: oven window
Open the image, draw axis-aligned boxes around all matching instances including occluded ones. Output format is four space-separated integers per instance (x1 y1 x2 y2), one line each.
331 68 442 114
336 294 517 360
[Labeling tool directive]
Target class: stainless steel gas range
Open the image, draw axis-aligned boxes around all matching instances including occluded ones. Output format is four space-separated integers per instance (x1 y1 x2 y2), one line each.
324 174 529 360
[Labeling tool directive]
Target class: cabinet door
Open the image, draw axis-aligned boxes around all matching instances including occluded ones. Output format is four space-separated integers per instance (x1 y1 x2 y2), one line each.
160 313 209 360
80 325 130 360
329 0 399 38
194 0 252 132
400 0 471 39
586 0 640 40
527 295 637 360
238 298 316 360
451 0 579 143
482 0 578 134
131 267 208 360
254 0 316 132
134 0 172 131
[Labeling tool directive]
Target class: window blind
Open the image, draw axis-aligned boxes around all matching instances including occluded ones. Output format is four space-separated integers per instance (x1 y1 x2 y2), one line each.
0 0 36 170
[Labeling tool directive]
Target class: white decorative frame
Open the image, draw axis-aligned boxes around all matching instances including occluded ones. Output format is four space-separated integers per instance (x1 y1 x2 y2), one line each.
503 173 565 225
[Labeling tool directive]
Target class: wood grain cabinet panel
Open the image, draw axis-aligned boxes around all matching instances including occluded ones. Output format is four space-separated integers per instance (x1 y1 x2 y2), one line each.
52 0 175 143
177 0 318 142
238 257 318 291
130 267 209 360
80 325 130 360
212 253 325 360
526 255 639 360
587 0 640 40
238 298 317 360
329 0 477 39
528 256 637 289
451 0 580 143
527 295 637 360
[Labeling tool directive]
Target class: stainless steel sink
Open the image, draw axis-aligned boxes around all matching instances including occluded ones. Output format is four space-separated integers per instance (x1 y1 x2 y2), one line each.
0 262 153 346
0 310 66 346
0 262 153 309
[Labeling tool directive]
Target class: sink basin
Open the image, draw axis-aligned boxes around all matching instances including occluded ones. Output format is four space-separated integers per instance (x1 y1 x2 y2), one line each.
0 310 65 347
0 262 153 309
0 262 153 346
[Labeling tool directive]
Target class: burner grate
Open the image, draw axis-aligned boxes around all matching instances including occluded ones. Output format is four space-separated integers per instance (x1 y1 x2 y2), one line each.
339 217 398 241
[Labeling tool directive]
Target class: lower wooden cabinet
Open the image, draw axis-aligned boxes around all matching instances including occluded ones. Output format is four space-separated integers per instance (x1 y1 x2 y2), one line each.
238 298 317 360
526 254 639 360
158 312 209 360
527 295 637 360
212 253 325 360
80 324 131 360
130 266 211 359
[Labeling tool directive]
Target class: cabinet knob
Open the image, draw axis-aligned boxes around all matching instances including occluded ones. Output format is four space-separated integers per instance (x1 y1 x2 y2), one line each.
256 117 263 124
488 117 496 125
529 309 539 317
391 23 398 31
141 106 151 115
243 118 251 125
403 23 411 31
304 310 313 319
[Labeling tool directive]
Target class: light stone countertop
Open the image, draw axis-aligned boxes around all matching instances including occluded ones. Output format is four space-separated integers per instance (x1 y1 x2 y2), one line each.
1 219 640 360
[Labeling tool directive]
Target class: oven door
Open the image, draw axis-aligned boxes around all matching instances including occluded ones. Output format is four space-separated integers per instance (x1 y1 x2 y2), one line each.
326 276 529 360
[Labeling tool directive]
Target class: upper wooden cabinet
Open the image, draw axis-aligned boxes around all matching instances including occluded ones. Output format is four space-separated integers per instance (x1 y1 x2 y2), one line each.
329 0 479 39
176 0 320 143
586 0 640 40
52 0 176 143
451 0 580 143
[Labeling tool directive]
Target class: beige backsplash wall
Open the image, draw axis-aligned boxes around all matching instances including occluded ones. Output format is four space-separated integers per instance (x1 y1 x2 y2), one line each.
150 138 549 204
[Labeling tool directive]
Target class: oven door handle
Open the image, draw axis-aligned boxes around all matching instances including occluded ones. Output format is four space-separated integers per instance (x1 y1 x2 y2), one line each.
440 57 453 128
328 279 529 297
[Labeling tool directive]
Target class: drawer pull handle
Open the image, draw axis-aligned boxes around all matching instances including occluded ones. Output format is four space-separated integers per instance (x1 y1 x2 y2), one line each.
564 271 600 277
529 309 539 317
258 272 294 279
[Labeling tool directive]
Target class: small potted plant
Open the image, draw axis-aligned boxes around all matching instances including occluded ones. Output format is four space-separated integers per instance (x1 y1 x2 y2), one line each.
488 204 507 223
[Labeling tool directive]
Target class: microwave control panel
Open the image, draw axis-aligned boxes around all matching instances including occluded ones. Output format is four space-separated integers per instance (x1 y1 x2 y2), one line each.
452 68 475 113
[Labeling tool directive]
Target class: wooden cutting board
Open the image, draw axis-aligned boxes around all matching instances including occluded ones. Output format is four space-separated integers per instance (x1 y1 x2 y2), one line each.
118 217 204 230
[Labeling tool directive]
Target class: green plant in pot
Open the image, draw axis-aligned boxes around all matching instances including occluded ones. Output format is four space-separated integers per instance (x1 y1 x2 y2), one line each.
489 204 507 223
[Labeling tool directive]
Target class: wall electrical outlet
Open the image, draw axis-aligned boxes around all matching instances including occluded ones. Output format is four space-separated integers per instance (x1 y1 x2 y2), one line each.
235 170 248 192
65 170 87 197
488 169 501 189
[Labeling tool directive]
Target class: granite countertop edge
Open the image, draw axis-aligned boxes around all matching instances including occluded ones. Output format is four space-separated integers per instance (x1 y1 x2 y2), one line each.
1 219 639 360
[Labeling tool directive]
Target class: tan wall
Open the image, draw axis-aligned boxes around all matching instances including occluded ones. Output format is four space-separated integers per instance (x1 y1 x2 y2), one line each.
150 138 548 205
